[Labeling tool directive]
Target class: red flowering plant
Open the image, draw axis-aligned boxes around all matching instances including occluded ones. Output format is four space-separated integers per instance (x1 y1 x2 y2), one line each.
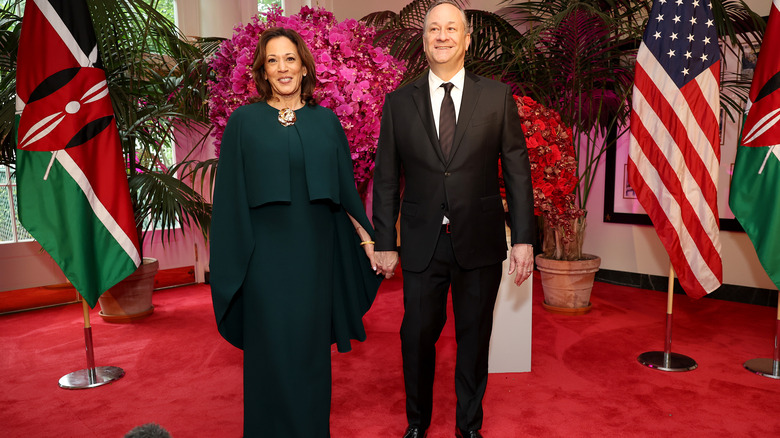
502 95 585 261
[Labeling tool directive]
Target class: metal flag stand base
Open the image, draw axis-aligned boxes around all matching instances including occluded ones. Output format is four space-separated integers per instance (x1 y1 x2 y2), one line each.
743 294 780 380
638 265 698 372
58 301 125 390
59 365 125 389
744 358 780 379
638 351 698 372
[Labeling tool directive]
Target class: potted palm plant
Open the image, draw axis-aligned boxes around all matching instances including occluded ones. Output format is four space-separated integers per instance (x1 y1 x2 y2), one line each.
0 0 218 321
510 94 597 313
503 1 641 313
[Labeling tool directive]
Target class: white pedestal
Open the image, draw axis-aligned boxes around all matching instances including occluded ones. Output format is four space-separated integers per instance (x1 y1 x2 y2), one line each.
488 238 533 373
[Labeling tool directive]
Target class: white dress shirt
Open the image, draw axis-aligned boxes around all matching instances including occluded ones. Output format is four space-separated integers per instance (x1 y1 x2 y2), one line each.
428 68 465 225
429 68 465 137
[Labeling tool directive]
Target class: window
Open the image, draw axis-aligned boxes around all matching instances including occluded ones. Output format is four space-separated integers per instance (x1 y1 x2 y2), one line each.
258 0 281 13
147 0 177 25
0 165 33 243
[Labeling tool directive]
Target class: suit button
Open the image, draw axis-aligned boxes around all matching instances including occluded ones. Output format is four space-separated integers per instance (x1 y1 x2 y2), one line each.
444 172 451 176
440 203 445 209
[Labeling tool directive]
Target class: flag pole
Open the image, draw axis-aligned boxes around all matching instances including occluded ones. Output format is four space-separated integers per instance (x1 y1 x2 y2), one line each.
743 292 780 379
58 299 125 389
637 263 698 372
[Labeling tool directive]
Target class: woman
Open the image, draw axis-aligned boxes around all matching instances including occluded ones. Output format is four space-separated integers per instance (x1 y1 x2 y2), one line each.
209 27 382 437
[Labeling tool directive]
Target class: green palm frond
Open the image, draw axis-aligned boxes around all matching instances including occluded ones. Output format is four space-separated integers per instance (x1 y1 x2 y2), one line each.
509 6 636 135
0 3 21 166
175 158 219 199
129 164 212 246
465 9 524 82
362 0 434 83
714 0 765 49
361 10 399 29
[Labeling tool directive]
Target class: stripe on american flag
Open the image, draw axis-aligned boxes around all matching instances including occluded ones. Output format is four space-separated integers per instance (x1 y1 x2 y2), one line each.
628 0 723 298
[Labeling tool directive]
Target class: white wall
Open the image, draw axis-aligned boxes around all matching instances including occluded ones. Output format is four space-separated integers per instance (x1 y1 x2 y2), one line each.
176 0 259 38
745 0 772 16
0 242 68 291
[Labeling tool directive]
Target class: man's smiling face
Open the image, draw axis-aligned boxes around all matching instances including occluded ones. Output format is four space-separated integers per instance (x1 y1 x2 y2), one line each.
423 3 471 74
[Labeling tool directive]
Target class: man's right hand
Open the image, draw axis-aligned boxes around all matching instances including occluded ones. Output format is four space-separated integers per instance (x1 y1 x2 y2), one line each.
375 250 399 278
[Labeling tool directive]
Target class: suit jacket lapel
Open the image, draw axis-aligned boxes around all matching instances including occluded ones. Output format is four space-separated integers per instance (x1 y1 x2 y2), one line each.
449 72 480 163
412 73 447 164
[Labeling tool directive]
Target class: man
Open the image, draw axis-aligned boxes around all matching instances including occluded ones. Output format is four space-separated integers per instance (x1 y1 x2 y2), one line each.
372 2 535 437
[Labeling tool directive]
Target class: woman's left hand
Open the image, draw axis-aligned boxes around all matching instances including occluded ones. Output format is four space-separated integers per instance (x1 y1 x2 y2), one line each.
362 243 377 272
346 213 378 272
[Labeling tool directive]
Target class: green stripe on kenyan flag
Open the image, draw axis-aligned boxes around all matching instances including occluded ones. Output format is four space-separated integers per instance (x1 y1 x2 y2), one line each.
17 147 140 307
730 142 780 290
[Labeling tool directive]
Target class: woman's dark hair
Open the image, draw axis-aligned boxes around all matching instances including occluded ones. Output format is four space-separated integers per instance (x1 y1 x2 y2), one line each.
251 27 317 106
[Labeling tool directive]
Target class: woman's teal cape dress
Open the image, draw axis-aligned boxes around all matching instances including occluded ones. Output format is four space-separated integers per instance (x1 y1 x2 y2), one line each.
209 102 382 437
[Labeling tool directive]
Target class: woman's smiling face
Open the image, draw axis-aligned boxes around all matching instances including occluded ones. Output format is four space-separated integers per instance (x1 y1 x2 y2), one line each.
263 36 307 101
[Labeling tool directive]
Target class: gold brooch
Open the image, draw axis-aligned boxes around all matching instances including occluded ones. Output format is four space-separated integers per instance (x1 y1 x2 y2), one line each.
278 108 296 127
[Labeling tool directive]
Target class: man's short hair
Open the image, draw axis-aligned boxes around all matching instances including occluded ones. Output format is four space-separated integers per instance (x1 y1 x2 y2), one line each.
424 0 471 34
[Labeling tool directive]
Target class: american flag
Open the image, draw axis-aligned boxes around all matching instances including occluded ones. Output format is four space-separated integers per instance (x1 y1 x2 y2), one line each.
628 0 723 298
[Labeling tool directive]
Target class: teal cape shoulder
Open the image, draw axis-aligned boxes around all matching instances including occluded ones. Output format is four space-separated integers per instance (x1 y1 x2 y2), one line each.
209 102 381 352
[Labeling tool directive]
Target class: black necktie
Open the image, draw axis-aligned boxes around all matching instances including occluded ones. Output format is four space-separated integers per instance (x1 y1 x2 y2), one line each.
439 82 456 159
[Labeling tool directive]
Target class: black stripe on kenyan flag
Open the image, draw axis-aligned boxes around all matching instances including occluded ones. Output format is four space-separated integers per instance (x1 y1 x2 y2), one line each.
48 0 102 69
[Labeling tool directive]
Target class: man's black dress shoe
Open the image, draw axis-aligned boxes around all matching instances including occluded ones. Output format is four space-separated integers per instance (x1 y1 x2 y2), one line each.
403 426 427 438
455 427 483 438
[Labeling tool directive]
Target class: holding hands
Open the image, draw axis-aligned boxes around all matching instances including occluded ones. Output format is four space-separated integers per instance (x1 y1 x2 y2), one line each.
374 251 399 279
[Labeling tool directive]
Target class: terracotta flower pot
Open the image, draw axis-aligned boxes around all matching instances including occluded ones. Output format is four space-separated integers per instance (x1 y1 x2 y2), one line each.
97 258 159 323
535 254 600 315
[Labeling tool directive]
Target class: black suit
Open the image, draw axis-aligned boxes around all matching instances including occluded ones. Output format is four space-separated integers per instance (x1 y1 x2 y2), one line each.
372 71 534 431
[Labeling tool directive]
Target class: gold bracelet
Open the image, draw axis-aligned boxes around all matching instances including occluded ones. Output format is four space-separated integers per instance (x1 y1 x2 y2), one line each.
360 240 375 246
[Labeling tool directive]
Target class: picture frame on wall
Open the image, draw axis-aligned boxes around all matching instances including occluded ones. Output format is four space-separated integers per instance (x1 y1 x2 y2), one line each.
603 134 743 231
622 164 636 199
739 42 760 81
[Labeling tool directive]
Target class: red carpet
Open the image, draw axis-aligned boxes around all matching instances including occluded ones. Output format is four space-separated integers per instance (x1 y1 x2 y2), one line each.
1 273 779 437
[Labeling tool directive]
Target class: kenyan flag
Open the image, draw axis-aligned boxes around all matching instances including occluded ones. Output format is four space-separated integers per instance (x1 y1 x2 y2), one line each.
16 0 141 307
729 0 780 290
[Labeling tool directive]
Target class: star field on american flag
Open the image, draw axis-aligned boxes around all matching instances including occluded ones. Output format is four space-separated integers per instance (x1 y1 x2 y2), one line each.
644 0 720 88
